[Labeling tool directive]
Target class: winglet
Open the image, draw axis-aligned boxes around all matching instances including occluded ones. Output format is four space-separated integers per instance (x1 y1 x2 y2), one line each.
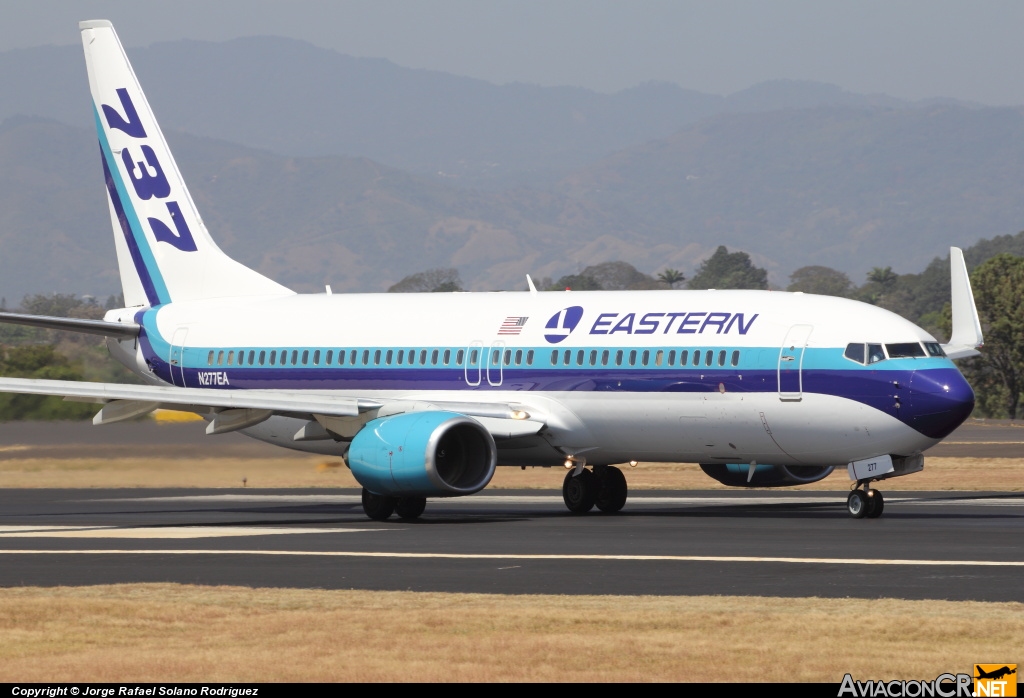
526 274 538 296
942 247 984 360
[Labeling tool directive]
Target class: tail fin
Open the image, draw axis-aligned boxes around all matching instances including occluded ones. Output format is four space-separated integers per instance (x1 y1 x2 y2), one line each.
80 20 291 306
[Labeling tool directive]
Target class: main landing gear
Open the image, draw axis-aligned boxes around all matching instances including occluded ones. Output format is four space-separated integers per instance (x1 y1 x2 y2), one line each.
847 481 884 519
562 465 628 514
361 488 427 521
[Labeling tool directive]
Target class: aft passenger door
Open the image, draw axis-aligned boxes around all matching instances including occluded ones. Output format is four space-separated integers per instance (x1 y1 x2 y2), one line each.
778 324 813 401
169 327 189 387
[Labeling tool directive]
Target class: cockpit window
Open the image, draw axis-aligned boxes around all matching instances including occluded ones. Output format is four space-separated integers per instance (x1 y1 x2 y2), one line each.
924 342 946 357
867 344 885 364
886 342 926 358
844 343 866 364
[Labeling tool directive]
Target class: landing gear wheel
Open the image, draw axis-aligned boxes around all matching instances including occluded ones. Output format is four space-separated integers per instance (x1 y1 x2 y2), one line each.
866 490 884 519
395 497 427 520
847 489 868 519
562 468 598 514
594 466 628 514
362 488 397 521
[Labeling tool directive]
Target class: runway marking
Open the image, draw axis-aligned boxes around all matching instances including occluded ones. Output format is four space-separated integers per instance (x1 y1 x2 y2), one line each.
85 494 1024 507
0 549 1022 567
0 526 377 539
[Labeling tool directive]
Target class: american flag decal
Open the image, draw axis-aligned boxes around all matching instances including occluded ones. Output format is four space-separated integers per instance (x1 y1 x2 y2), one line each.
498 316 528 335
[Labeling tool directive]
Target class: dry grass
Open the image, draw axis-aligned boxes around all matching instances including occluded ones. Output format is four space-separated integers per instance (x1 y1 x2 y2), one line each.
0 455 1020 490
0 584 1021 682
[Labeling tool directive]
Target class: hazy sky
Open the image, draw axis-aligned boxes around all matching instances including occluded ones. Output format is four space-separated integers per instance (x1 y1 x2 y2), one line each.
5 0 1024 105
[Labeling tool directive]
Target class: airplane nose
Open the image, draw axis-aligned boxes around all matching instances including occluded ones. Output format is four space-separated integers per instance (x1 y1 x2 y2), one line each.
906 368 975 439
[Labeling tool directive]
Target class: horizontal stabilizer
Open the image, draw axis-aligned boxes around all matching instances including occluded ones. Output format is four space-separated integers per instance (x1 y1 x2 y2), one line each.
0 311 139 339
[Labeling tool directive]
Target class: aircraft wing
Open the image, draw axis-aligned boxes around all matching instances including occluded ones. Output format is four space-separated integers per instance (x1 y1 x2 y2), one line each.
0 377 544 439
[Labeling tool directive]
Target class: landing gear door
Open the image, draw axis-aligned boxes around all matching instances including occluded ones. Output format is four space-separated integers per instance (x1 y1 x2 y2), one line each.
778 324 813 401
169 327 189 387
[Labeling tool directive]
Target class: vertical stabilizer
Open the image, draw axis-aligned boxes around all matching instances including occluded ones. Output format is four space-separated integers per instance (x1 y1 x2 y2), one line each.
80 20 291 306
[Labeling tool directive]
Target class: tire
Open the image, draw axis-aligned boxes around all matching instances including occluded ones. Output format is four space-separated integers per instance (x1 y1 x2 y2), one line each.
362 488 397 521
866 490 884 519
595 466 628 513
562 468 598 514
395 496 427 520
847 489 868 519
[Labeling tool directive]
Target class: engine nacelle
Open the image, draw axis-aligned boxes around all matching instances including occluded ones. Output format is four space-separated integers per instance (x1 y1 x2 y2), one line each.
347 411 497 497
700 463 834 488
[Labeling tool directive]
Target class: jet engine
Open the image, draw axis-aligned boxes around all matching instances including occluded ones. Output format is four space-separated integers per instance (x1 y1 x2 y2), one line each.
700 463 834 487
346 411 497 497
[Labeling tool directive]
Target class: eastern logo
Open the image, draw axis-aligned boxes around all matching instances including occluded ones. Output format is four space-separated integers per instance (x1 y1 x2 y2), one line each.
544 306 584 344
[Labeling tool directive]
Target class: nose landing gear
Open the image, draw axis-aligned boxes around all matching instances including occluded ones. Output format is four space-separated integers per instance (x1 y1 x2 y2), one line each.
847 481 884 519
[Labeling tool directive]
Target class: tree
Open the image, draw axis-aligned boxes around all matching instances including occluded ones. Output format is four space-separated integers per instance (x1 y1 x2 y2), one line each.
0 345 95 420
787 266 854 297
657 268 685 288
687 246 768 290
550 274 603 291
952 253 1024 419
579 261 661 290
387 268 463 293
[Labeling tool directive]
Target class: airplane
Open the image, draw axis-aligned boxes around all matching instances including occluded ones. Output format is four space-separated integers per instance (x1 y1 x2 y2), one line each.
975 667 1016 681
0 20 985 521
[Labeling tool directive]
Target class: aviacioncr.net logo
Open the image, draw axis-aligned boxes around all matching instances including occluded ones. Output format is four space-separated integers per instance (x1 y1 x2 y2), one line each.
544 306 584 344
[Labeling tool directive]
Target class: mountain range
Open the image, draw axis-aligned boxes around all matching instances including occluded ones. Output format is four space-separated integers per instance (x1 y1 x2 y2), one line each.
0 37 1019 300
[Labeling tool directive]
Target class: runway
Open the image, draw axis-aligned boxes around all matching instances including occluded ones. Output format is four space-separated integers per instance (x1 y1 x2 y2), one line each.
2 487 1022 600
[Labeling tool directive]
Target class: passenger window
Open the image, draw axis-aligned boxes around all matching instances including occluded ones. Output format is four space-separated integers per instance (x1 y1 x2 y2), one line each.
867 344 885 364
655 350 664 366
291 350 299 365
705 350 713 366
527 350 534 365
731 350 740 367
563 350 571 365
615 350 623 366
470 349 478 364
642 350 650 366
432 349 440 365
492 349 500 365
551 350 558 365
227 350 234 366
844 343 866 364
374 350 381 365
586 350 594 365
313 350 320 365
258 350 266 366
397 350 404 365
456 349 464 364
680 350 688 365
362 350 369 365
693 350 700 366
269 350 277 365
207 350 214 366
629 350 636 366
420 350 427 364
325 350 332 365
515 349 523 365
668 350 676 365
886 342 926 358
216 350 224 366
249 350 255 365
302 350 309 365
504 350 512 366
576 350 584 366
601 350 609 366
385 350 393 365
718 350 726 366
